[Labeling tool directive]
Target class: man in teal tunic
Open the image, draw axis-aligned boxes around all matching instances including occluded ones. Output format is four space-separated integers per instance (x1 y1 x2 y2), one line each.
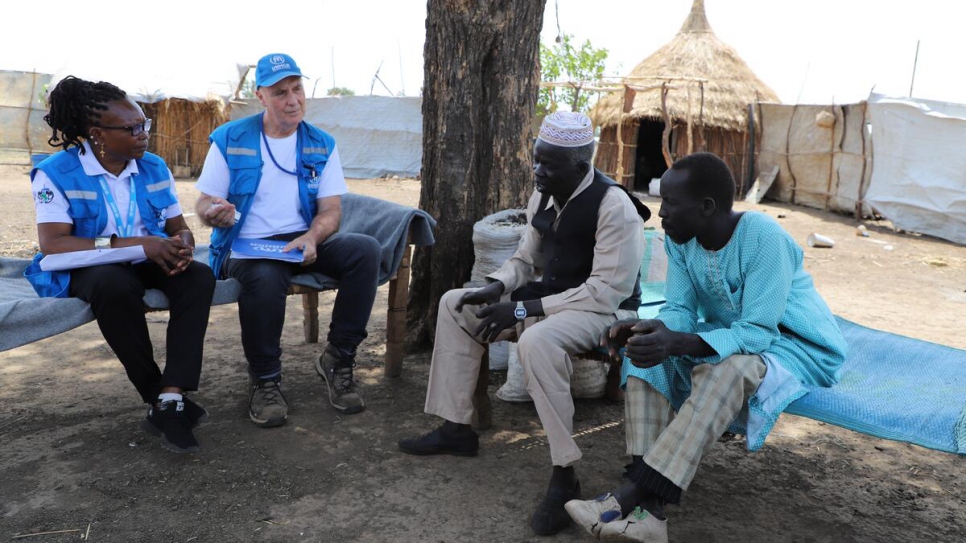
565 152 847 542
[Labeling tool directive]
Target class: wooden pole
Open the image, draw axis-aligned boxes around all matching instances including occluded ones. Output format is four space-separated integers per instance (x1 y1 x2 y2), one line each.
698 81 705 151
472 348 492 430
824 105 837 211
616 85 637 188
909 39 920 97
856 101 870 218
744 103 755 197
660 82 673 167
785 105 799 204
25 72 38 157
385 243 412 377
686 83 694 155
616 119 625 186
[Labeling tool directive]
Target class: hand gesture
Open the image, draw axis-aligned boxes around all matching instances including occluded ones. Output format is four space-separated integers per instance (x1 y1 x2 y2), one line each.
204 197 238 228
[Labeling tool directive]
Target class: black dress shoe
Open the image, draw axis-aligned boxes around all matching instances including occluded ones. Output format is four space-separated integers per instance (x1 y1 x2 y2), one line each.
398 426 479 457
531 479 581 536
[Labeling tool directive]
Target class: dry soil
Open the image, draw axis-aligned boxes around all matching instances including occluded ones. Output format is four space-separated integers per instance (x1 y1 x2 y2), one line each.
1 165 964 542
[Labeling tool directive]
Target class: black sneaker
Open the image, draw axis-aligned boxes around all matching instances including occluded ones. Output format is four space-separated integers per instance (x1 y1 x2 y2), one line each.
316 345 365 414
143 396 208 435
141 400 200 454
249 378 288 428
182 396 209 427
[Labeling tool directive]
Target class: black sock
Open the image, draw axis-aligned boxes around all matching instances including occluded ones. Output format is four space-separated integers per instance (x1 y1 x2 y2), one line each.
441 420 471 437
613 480 642 516
549 465 577 489
638 493 666 520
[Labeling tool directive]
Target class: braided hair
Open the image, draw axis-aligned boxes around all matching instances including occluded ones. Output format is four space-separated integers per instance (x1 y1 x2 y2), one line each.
43 76 126 153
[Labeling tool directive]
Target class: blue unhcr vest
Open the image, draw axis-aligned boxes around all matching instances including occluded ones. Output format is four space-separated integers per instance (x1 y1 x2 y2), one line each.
25 148 176 298
206 113 336 278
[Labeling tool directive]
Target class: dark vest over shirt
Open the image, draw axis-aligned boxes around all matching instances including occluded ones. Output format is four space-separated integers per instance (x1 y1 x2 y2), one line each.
512 171 642 311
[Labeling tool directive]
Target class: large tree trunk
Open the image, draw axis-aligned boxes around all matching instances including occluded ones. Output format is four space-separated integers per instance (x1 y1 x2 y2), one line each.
407 0 545 349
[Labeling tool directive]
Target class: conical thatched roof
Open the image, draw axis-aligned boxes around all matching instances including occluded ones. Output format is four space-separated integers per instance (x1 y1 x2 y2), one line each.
590 0 780 131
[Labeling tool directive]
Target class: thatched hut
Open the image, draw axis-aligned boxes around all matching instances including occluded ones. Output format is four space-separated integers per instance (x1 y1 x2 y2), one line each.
139 97 228 178
589 0 780 191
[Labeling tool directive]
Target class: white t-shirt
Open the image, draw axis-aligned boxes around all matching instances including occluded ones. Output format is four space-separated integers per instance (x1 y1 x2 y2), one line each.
195 132 348 240
31 141 182 237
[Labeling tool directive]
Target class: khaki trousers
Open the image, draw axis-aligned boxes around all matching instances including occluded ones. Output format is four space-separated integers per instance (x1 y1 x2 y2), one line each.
624 354 766 489
425 287 635 467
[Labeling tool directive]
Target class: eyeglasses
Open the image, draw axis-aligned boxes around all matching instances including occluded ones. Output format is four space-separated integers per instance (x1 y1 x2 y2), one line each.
97 118 152 137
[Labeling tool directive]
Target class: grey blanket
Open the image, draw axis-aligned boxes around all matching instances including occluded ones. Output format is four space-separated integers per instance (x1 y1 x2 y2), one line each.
0 193 435 352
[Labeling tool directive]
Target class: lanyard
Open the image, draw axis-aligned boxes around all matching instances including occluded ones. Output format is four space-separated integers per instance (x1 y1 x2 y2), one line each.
98 175 137 238
260 114 299 177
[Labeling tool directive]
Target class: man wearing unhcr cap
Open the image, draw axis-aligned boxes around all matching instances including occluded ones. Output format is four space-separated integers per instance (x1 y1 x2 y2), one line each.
399 111 653 535
195 53 381 427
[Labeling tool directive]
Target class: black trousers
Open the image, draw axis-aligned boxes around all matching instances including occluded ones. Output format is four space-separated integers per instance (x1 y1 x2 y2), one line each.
69 260 215 403
226 232 380 380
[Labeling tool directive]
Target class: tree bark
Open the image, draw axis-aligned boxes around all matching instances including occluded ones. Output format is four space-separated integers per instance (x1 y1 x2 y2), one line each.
407 0 545 349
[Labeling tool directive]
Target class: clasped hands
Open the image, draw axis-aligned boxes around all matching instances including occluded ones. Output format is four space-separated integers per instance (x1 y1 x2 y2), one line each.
457 283 682 362
601 318 678 369
143 230 194 276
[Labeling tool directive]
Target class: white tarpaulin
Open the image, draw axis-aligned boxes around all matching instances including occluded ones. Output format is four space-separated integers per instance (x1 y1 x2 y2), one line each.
866 93 966 245
0 70 54 152
231 96 422 179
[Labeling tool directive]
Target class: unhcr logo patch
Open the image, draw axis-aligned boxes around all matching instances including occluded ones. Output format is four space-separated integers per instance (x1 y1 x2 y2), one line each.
271 55 291 73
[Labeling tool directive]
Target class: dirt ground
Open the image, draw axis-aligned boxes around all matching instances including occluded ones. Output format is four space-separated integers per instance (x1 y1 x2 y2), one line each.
1 164 964 543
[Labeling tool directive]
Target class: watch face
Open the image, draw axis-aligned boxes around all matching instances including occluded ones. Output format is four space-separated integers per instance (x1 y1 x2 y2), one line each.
514 308 527 319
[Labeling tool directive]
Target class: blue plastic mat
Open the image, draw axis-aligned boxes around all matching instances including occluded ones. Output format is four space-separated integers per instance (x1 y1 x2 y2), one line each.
786 317 966 455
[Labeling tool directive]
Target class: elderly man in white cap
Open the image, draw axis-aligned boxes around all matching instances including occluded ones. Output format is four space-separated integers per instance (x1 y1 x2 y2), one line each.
399 111 651 536
195 53 381 428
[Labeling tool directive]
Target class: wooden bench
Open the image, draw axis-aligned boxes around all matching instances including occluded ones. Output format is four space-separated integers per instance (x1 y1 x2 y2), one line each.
1 193 436 381
286 238 412 376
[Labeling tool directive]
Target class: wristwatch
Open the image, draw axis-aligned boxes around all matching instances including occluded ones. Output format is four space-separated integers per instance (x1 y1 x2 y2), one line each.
94 236 112 249
514 301 527 321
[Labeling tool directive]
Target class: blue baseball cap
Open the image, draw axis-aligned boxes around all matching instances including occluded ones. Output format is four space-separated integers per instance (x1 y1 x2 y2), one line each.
255 53 306 88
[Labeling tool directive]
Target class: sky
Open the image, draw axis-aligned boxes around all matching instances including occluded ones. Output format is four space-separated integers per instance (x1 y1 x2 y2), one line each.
3 0 966 105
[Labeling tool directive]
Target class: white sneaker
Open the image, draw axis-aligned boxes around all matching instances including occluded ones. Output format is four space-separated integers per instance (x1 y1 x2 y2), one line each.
599 506 668 543
565 493 623 539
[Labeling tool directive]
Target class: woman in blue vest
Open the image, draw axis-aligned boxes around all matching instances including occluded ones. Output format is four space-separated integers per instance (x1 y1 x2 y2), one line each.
27 76 216 454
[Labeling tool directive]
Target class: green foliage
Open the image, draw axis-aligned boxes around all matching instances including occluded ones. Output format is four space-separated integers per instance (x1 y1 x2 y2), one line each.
239 78 256 99
327 87 356 96
538 34 609 116
38 83 50 108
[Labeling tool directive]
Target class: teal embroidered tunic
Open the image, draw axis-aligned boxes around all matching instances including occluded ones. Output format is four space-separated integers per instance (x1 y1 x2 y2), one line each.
623 212 847 447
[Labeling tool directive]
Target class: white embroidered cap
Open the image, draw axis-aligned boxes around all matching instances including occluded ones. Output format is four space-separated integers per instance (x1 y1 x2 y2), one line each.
537 111 595 148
